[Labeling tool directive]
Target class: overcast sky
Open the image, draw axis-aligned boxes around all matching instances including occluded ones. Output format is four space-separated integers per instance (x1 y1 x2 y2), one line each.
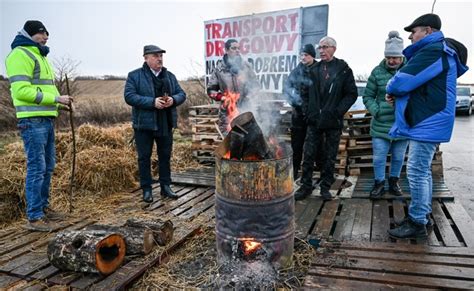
1 0 472 83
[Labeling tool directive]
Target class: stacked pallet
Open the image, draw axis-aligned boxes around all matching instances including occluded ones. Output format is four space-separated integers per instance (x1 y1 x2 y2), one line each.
189 104 221 164
343 110 444 176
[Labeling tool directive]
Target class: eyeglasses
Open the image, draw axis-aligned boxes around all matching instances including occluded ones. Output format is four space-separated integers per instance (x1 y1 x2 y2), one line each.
229 46 240 51
317 45 334 50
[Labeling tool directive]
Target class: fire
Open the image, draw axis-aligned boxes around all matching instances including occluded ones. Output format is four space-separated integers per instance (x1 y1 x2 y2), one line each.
223 91 240 132
239 238 262 256
268 136 284 159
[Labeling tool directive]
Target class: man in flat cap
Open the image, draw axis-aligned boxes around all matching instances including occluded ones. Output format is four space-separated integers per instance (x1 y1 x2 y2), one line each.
124 45 186 203
385 14 468 240
5 20 73 232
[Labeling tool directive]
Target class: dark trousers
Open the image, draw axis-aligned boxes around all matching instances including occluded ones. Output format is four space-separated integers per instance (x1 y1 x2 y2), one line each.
134 129 173 190
291 113 307 178
300 125 341 190
291 113 325 178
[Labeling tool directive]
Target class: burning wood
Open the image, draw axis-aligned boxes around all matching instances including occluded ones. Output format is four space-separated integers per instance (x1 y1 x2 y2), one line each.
223 91 241 132
221 112 280 160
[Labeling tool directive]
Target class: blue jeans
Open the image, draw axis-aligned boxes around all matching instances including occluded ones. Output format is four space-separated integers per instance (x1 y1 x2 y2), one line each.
407 140 438 225
372 137 408 182
18 117 56 221
134 129 173 190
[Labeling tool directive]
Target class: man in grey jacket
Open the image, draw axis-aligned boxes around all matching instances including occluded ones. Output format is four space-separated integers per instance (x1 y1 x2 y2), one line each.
124 45 186 203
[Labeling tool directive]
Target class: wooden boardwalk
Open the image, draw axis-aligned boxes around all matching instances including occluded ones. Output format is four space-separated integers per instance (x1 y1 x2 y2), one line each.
0 169 472 289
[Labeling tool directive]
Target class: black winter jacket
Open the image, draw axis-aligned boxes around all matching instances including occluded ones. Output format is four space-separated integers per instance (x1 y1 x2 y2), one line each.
306 58 358 129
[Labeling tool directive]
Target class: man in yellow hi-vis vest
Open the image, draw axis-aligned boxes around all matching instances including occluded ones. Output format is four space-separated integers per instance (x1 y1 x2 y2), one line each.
5 20 73 232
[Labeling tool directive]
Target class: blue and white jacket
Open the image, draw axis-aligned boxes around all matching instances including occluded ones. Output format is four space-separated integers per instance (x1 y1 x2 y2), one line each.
386 31 468 143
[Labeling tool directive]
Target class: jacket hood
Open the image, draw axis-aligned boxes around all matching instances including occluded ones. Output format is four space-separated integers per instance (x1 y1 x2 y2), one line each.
11 33 50 56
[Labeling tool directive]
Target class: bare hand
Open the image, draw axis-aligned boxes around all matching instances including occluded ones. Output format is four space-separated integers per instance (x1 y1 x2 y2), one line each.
155 97 166 109
57 95 73 105
163 96 174 108
385 94 395 106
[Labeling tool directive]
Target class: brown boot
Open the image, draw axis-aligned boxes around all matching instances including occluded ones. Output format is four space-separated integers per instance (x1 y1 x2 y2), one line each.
24 218 58 232
44 207 66 221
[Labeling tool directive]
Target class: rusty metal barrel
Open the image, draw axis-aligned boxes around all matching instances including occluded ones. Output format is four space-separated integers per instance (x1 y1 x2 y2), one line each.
214 138 294 269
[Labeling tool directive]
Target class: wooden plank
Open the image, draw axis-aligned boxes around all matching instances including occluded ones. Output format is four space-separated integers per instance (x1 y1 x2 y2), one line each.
68 273 103 289
332 199 357 241
311 200 340 238
304 274 430 290
11 253 49 276
294 197 323 239
314 256 474 281
426 213 440 246
171 174 215 187
0 273 22 288
146 186 195 211
339 175 357 199
307 266 474 290
178 194 215 220
327 248 474 267
322 241 474 256
29 265 60 280
170 189 214 217
47 271 83 286
371 200 390 242
350 199 372 241
432 200 463 247
152 187 212 214
444 200 474 247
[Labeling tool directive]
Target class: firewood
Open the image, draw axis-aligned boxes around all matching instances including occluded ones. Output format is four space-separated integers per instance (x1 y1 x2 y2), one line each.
47 230 125 275
85 224 154 255
124 218 174 246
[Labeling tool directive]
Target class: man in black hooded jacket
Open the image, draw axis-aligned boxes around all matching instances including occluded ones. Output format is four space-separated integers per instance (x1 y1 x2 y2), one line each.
294 36 358 201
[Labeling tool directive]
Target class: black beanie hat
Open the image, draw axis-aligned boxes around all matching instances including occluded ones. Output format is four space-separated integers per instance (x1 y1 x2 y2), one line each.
23 20 49 36
302 44 316 58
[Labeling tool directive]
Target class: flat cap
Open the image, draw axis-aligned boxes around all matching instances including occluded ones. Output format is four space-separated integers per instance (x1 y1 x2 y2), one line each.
404 13 442 32
143 45 166 56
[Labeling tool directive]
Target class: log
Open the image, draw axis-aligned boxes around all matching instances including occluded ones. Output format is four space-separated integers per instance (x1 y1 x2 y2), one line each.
124 218 174 246
85 224 155 255
47 230 125 275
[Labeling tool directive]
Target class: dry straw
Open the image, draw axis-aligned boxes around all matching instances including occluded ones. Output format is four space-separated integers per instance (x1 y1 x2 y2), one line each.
0 123 201 224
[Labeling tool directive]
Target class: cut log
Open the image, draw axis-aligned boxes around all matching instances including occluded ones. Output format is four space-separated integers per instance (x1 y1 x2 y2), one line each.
47 230 125 275
85 224 154 255
124 218 174 246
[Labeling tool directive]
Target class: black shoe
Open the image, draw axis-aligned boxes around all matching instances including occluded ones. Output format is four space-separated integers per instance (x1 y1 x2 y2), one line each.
143 188 153 203
161 185 178 199
320 188 332 201
388 217 427 240
388 177 403 196
369 180 385 199
294 186 312 201
394 214 433 227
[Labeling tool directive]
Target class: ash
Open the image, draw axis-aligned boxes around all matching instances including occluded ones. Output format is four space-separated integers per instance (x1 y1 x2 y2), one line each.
210 259 278 289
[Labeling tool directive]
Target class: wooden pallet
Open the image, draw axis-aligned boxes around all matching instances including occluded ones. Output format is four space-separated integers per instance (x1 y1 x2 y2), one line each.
188 104 219 117
304 241 474 290
351 173 453 200
295 198 472 246
0 184 215 290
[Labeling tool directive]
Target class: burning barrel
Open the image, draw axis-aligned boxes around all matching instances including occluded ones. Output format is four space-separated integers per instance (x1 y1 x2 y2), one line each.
215 112 294 269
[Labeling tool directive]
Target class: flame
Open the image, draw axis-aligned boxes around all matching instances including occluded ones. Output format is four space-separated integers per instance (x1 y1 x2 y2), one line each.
268 136 284 159
239 238 262 256
223 91 240 132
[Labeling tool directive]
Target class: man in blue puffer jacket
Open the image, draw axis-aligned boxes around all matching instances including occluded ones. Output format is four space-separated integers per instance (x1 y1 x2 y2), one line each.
124 45 186 203
385 14 468 240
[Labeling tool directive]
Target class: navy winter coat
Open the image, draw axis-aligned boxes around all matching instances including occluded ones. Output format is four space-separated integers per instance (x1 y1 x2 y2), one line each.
124 65 186 131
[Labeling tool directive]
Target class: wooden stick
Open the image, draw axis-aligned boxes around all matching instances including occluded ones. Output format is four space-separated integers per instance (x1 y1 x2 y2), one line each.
65 74 76 213
214 122 224 140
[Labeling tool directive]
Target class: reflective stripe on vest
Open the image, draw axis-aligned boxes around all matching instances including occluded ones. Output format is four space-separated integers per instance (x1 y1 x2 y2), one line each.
13 47 55 85
15 105 57 112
